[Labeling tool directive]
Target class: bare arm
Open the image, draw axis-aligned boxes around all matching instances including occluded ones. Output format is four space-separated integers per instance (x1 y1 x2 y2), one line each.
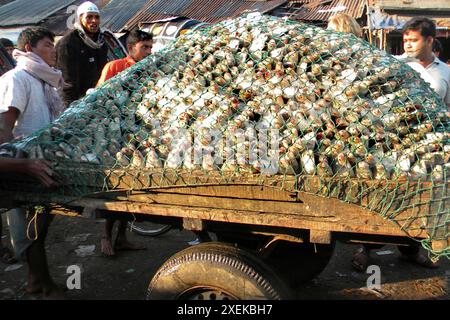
0 158 57 188
0 107 19 144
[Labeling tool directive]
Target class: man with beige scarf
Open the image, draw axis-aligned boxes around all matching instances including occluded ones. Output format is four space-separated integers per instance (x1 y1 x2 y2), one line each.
0 27 65 299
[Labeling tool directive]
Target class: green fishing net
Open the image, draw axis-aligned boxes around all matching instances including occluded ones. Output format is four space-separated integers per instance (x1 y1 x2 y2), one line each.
1 14 448 260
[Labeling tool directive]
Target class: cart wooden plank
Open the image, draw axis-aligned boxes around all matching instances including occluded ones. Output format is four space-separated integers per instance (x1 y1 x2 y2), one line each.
1 168 447 247
55 196 425 238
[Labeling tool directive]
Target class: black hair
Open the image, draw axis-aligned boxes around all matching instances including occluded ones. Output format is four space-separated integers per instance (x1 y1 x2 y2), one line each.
0 38 13 48
402 17 436 39
17 27 55 51
126 29 153 47
433 38 443 53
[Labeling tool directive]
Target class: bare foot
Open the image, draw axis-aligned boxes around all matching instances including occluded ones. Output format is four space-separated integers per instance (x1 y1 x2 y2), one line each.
43 285 66 300
351 246 369 273
114 238 146 252
26 283 43 294
26 273 43 294
400 251 439 269
27 279 66 299
101 237 115 256
0 246 17 264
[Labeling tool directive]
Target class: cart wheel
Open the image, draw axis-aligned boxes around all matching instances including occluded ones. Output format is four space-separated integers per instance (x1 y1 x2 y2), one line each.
146 242 292 300
261 241 334 289
127 221 172 237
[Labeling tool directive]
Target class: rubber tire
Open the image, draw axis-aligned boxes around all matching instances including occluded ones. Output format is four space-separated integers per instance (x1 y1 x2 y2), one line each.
262 241 334 289
146 242 292 300
128 222 172 237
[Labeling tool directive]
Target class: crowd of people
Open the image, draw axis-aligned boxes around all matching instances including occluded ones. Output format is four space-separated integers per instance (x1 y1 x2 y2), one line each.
0 3 448 299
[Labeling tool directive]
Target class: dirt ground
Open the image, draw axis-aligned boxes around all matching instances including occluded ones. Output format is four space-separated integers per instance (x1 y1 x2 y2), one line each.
0 214 448 300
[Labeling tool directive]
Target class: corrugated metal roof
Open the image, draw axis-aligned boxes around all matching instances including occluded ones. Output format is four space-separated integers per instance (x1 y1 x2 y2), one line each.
289 0 326 5
126 0 287 30
290 0 366 22
149 0 195 15
0 0 14 6
101 0 148 32
0 0 76 27
271 0 312 19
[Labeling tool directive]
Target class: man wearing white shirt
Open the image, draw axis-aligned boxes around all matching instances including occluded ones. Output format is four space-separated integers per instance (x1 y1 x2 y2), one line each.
352 18 446 273
399 17 450 107
0 27 65 299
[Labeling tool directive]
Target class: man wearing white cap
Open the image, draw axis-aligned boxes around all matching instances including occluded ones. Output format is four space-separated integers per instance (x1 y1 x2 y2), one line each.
56 1 108 106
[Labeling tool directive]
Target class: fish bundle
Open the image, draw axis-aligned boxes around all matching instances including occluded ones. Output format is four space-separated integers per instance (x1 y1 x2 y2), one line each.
4 14 449 183
2 14 449 261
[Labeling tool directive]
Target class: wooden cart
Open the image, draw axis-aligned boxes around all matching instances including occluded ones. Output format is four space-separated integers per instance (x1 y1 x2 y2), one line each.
1 168 448 300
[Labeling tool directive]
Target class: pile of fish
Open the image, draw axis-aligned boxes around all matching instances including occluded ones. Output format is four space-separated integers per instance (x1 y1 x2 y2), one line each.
10 14 450 182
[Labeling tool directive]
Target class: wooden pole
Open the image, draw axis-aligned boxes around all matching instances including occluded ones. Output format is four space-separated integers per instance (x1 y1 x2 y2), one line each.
366 0 373 45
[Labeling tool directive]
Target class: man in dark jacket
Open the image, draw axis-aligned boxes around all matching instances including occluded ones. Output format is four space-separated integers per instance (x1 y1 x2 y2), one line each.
56 1 108 106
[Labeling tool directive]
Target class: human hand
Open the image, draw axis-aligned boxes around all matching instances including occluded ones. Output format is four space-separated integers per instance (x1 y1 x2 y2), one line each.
23 159 58 188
